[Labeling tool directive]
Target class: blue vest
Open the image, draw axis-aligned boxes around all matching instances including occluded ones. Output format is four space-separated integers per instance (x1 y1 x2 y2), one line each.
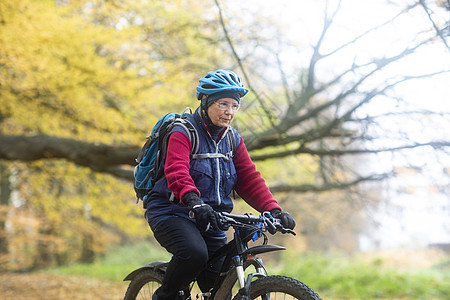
145 108 241 230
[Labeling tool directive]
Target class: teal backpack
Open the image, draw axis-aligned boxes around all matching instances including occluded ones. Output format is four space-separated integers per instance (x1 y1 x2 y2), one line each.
134 108 199 208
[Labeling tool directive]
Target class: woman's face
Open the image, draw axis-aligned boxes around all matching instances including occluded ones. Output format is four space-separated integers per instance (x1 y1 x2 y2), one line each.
207 98 239 127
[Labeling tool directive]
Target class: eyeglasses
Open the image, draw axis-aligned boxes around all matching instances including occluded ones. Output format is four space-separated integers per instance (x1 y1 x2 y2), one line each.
214 101 240 112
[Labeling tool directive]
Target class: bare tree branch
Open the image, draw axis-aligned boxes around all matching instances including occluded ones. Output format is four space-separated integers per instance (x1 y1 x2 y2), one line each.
270 172 392 193
2 133 447 176
1 133 401 193
251 141 450 161
321 2 419 59
0 134 137 169
419 0 450 51
246 33 439 151
275 50 292 105
214 0 277 127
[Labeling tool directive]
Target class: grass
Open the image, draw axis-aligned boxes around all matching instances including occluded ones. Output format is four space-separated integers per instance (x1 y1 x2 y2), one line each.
46 240 171 282
278 251 450 299
46 242 450 299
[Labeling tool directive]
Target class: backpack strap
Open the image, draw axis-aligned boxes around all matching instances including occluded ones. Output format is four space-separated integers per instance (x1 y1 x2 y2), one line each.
226 128 237 158
156 118 199 175
170 119 199 154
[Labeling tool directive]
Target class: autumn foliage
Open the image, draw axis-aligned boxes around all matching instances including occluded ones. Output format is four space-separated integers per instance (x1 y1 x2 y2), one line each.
0 0 224 271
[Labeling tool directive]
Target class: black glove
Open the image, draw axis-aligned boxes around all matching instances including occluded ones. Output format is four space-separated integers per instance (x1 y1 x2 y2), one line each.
183 192 219 232
270 209 296 230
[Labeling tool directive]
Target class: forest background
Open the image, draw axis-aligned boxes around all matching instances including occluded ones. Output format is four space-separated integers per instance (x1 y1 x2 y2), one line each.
0 0 449 298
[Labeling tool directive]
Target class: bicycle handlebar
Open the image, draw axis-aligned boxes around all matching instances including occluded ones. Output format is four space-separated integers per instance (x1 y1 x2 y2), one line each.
218 212 296 236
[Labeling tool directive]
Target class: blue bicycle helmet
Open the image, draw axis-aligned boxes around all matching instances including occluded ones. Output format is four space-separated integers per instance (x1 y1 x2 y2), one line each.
196 70 248 100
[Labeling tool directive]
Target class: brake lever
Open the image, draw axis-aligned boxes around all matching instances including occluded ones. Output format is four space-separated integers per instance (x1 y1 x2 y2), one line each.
281 228 297 236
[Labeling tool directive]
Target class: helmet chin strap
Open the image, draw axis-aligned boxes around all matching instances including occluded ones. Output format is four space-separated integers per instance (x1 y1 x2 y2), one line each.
200 103 213 127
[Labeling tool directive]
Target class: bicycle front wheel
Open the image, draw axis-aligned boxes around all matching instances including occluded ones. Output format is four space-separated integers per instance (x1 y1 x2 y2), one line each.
248 275 322 300
124 269 163 300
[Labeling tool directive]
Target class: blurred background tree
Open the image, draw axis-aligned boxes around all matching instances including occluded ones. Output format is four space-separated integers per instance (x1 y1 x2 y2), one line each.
0 0 449 271
0 0 226 271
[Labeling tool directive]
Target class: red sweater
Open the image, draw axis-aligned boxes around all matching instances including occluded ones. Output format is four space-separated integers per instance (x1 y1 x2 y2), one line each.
164 131 281 213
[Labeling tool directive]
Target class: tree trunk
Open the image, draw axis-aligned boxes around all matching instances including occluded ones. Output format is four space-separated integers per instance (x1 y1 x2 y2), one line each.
0 162 12 271
80 233 95 264
32 222 55 270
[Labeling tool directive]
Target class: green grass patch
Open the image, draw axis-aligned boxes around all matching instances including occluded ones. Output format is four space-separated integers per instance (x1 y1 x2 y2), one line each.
278 252 450 299
46 240 170 281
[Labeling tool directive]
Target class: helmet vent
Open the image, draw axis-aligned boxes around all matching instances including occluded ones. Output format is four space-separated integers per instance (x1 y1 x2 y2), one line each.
203 84 217 90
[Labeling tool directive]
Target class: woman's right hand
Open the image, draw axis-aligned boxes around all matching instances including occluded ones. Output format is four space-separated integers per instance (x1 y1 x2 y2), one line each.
190 203 219 231
183 191 219 231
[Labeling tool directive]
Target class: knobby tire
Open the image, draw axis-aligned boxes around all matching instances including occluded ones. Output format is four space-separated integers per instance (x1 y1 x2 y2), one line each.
124 269 163 300
247 275 322 300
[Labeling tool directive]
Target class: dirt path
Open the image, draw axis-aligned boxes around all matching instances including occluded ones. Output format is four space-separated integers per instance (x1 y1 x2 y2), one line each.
0 273 128 300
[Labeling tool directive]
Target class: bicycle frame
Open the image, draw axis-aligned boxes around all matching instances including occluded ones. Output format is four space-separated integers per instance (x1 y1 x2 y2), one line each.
124 212 292 299
212 230 286 299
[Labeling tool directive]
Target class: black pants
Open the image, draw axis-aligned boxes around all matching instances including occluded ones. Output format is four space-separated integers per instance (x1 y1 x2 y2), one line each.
152 216 227 299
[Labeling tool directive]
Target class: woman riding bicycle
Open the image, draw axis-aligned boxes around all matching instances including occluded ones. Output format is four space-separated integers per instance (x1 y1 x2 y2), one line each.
145 69 296 300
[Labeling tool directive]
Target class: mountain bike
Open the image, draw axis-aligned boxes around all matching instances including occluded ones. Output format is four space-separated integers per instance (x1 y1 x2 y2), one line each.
123 211 322 300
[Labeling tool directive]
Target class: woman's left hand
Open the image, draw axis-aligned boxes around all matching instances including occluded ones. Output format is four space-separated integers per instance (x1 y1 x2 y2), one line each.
270 209 296 230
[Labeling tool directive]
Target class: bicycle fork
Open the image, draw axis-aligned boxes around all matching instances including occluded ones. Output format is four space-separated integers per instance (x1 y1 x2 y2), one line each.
233 254 266 298
234 256 246 288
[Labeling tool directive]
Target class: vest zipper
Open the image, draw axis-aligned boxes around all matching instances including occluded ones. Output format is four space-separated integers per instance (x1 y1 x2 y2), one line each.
214 142 221 206
211 127 229 207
